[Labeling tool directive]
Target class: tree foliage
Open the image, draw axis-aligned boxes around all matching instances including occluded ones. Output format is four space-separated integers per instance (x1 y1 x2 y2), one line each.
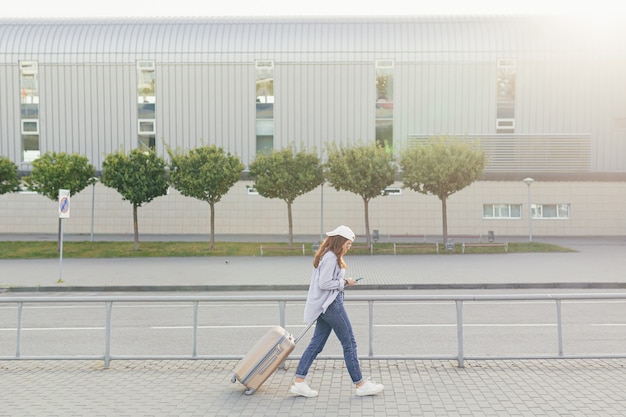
249 146 324 246
0 156 20 195
24 152 95 201
101 148 169 250
168 145 244 250
400 136 487 242
22 151 96 249
325 141 397 245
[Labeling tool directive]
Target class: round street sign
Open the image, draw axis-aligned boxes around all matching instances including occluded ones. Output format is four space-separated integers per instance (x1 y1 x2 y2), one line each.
58 189 71 219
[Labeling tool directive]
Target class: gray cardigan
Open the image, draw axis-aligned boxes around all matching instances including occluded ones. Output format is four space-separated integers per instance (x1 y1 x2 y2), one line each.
303 250 346 323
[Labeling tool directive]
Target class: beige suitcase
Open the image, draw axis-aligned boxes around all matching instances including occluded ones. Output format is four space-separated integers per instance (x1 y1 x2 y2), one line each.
232 323 313 395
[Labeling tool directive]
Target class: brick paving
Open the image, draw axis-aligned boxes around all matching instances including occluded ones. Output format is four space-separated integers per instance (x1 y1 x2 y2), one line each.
1 359 625 416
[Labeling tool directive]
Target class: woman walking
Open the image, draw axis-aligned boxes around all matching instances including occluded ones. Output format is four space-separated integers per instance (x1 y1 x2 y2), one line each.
290 225 385 398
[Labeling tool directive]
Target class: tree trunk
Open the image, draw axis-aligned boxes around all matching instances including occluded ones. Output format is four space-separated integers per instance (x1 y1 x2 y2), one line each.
287 202 293 247
363 197 370 246
133 203 139 251
441 196 448 244
209 202 215 250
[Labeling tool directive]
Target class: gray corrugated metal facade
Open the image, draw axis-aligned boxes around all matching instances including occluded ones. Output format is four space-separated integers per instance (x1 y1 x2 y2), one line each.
2 16 625 170
1 16 625 238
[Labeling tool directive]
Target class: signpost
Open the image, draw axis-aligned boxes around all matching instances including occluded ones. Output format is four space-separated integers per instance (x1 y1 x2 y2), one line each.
58 189 70 283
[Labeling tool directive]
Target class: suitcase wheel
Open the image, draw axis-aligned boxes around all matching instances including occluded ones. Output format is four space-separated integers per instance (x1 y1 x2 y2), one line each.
231 374 237 383
245 387 255 395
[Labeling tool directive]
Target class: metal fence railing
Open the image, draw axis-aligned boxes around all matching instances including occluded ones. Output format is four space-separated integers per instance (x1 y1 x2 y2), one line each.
1 293 625 368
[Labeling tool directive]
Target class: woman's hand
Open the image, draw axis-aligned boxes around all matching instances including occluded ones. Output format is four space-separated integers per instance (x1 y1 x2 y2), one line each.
344 277 357 287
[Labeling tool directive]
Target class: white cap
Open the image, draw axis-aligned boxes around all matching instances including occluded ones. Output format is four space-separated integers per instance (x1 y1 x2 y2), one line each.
326 225 355 242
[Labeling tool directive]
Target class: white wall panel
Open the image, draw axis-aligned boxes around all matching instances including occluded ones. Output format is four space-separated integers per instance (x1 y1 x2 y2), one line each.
0 65 20 161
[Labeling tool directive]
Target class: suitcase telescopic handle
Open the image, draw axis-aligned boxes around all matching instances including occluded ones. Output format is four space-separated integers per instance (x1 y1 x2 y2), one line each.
293 321 316 344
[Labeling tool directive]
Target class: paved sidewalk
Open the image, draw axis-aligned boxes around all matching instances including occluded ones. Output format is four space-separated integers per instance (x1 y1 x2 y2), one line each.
1 236 625 291
1 358 625 416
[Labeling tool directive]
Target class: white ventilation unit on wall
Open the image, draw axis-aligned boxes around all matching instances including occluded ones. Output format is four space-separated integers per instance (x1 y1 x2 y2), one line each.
21 119 39 134
137 60 155 71
255 60 274 70
138 119 156 135
376 59 394 69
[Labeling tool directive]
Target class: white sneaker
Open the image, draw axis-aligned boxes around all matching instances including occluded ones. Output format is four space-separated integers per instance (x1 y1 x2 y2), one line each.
356 378 384 396
290 381 319 398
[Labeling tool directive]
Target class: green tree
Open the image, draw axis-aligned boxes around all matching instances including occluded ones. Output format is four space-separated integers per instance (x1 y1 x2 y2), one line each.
0 156 20 195
249 146 324 246
400 136 487 243
168 145 244 250
23 152 96 247
24 152 96 200
101 148 169 250
325 141 397 245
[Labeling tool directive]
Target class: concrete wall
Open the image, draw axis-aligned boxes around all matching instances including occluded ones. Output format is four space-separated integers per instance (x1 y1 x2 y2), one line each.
2 180 624 238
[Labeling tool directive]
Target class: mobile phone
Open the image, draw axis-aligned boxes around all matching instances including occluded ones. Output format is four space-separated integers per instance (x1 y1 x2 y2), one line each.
356 277 364 282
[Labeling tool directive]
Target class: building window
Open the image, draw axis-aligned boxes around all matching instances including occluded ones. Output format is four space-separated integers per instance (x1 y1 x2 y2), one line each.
376 60 394 150
256 60 274 154
21 119 39 134
137 60 156 149
496 59 516 134
532 204 570 219
483 204 522 219
20 61 40 162
138 119 156 135
255 134 274 155
382 187 402 196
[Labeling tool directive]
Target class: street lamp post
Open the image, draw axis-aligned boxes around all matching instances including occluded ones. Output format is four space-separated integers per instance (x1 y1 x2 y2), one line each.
90 177 99 242
523 177 534 242
320 182 324 243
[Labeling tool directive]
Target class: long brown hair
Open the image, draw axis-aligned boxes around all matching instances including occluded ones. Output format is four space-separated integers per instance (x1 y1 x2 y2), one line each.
313 235 349 269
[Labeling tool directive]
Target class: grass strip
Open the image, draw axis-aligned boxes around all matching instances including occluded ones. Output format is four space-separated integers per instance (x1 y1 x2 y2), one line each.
0 241 573 259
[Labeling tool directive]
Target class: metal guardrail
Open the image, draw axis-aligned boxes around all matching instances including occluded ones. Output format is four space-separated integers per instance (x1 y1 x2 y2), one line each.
1 293 625 368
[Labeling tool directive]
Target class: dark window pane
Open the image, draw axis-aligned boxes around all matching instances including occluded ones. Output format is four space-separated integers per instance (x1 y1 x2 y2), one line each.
138 103 155 118
376 120 393 149
256 103 274 118
256 135 273 155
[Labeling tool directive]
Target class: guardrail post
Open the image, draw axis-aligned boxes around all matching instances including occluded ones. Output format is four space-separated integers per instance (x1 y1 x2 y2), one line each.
279 301 286 329
456 300 465 368
279 300 288 369
556 299 564 357
368 301 374 357
192 301 199 358
16 302 23 358
104 301 112 369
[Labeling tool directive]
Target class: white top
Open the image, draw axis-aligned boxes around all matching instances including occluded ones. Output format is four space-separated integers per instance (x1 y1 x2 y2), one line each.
302 250 346 324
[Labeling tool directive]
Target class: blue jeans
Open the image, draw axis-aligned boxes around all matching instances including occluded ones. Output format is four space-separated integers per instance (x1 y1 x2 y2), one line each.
295 294 363 384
